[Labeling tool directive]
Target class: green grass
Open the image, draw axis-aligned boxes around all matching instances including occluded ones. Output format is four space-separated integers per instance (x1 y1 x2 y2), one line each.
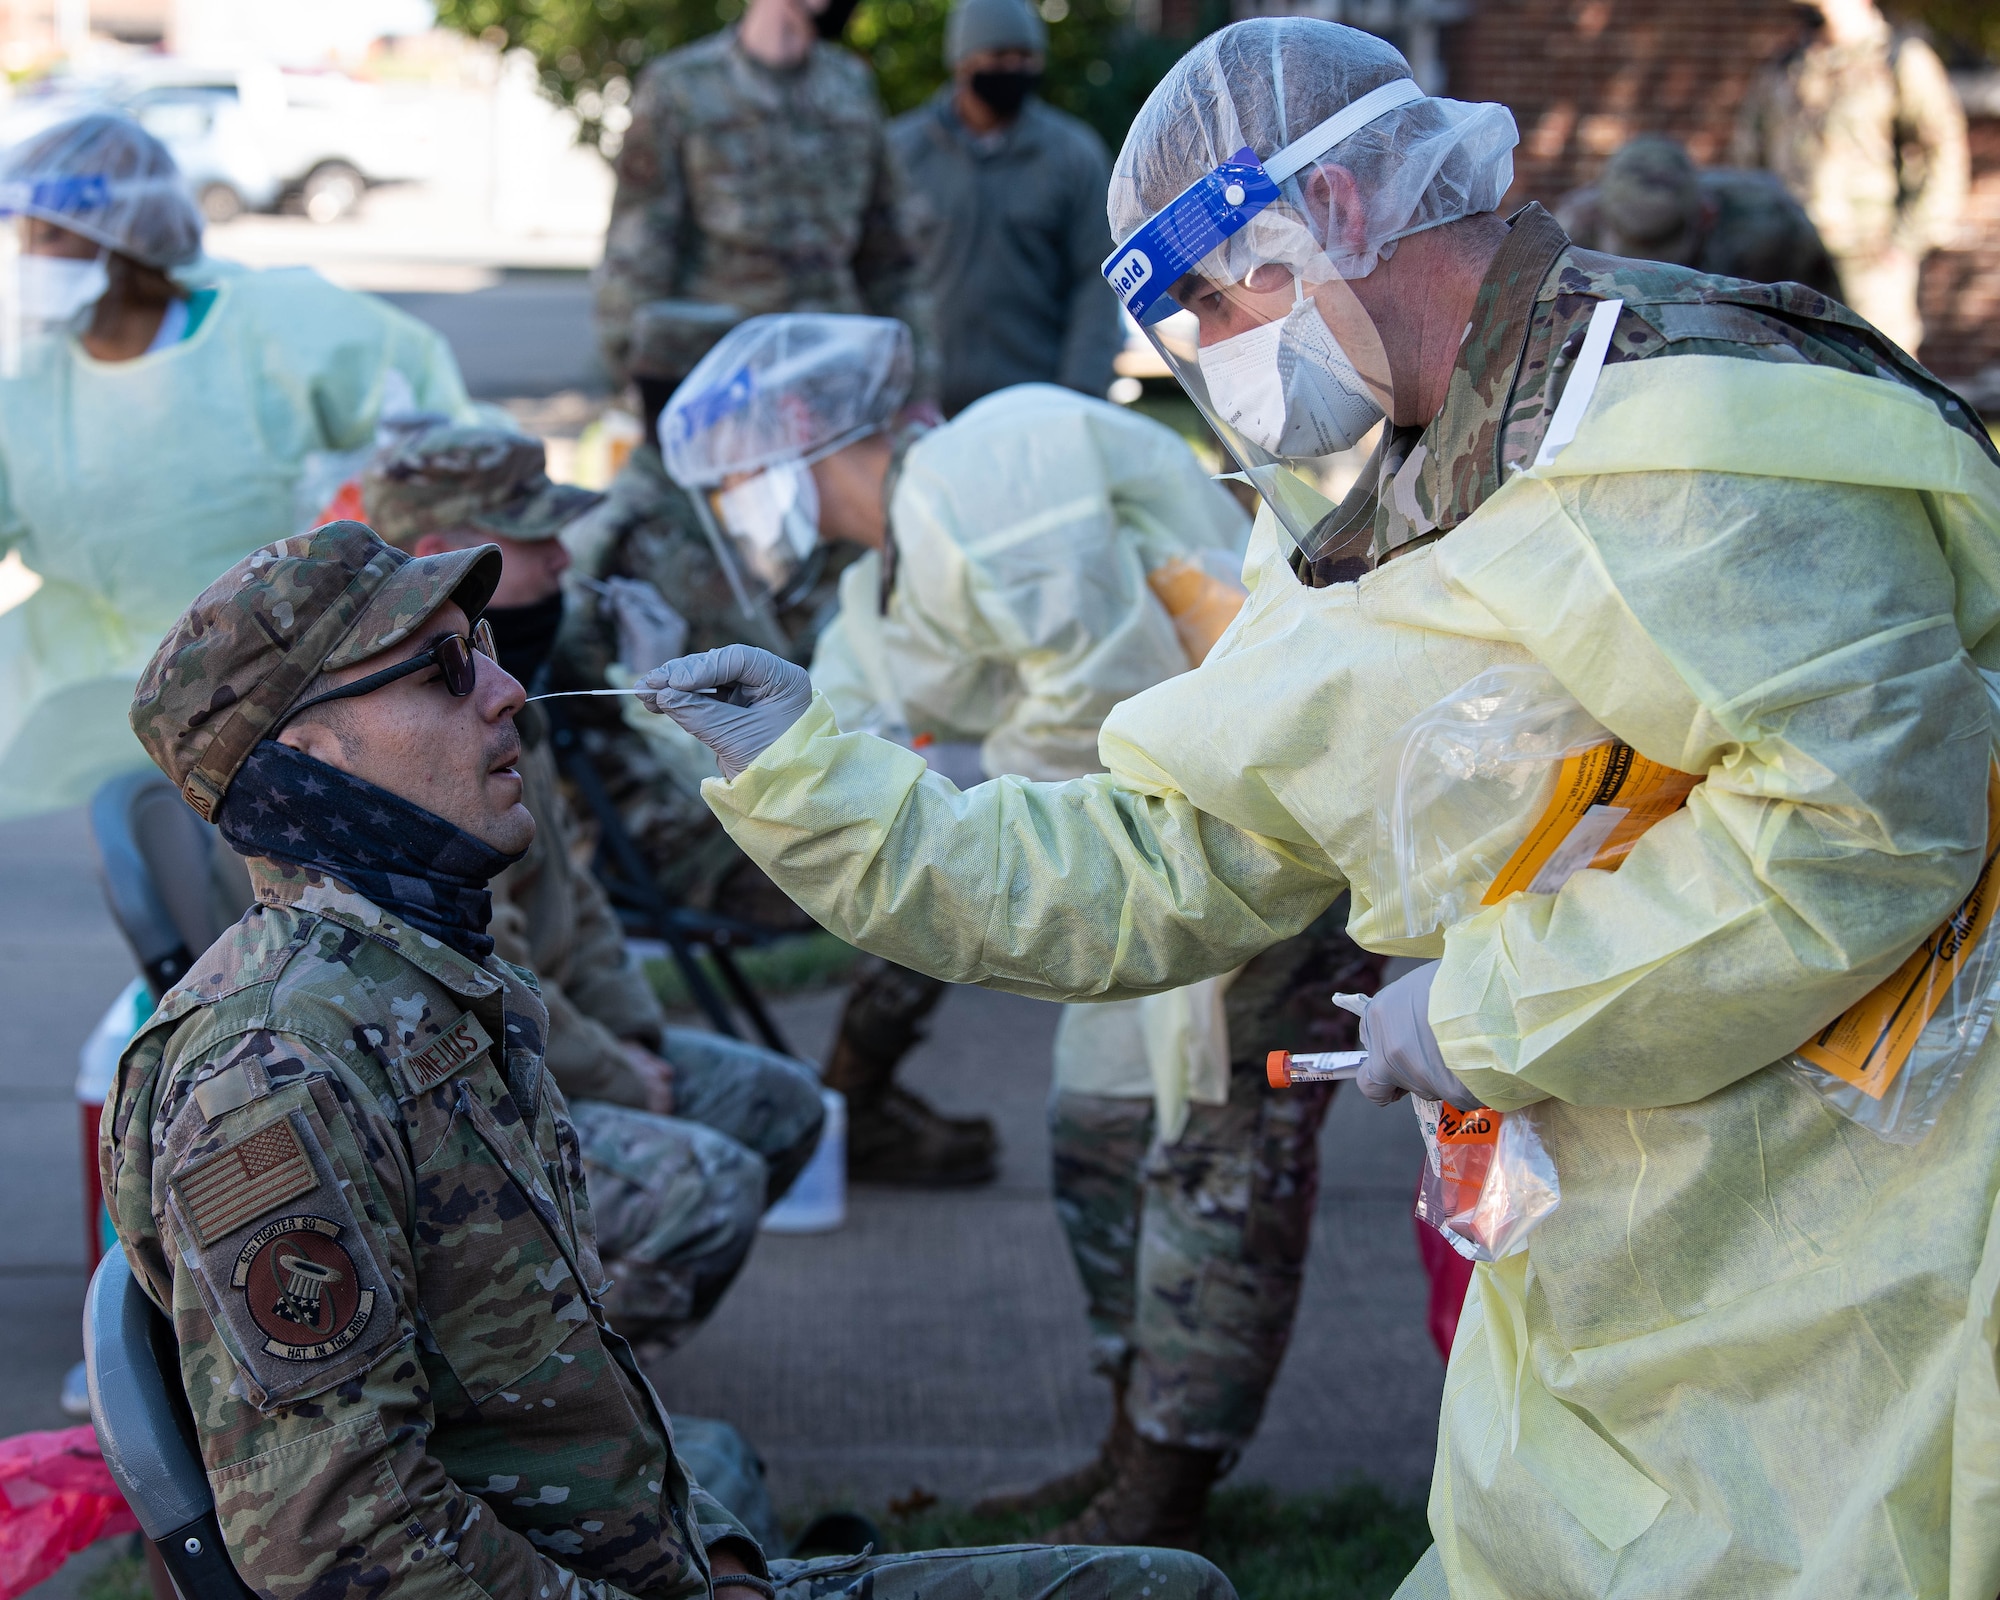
644 931 863 1013
81 1546 148 1600
866 1481 1430 1600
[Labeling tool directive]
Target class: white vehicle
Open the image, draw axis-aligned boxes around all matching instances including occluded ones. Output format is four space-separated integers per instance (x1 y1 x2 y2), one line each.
0 60 434 224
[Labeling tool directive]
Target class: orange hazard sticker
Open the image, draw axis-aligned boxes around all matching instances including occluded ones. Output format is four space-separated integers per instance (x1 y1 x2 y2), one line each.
1797 761 2000 1100
1483 741 1701 906
1435 1104 1500 1221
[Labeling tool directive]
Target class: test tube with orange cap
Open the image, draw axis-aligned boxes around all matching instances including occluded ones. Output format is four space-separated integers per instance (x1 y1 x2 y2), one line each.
1265 1049 1366 1087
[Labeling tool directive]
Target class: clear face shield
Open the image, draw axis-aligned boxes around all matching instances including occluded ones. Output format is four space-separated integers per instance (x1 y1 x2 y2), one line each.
1104 79 1424 568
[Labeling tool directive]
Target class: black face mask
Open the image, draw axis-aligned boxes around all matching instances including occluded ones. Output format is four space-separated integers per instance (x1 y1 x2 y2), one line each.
969 69 1041 118
814 0 861 40
482 592 566 691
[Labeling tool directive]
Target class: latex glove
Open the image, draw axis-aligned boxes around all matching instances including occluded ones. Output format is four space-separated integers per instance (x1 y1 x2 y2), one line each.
919 739 987 789
637 645 812 780
604 576 689 675
1356 961 1480 1110
620 1040 676 1116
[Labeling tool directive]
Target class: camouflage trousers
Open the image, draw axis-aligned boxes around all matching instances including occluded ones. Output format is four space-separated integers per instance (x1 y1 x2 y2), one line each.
1051 914 1382 1451
766 1542 1234 1600
573 1027 824 1347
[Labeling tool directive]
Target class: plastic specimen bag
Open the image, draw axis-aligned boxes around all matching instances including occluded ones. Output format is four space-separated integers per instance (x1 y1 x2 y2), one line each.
1785 728 2000 1144
1369 663 1700 940
1411 1098 1560 1262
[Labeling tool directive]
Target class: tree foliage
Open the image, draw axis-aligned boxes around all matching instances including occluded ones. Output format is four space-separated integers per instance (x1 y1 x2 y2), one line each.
432 0 1224 158
1885 0 1999 67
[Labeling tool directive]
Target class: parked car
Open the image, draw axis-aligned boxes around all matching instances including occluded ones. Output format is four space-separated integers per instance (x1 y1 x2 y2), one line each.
0 59 433 224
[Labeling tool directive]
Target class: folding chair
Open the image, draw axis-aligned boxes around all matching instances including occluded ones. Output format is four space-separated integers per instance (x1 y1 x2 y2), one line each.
89 772 251 1000
84 1251 257 1600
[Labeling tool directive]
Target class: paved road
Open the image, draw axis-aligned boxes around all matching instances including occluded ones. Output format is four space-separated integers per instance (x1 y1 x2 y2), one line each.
380 271 607 401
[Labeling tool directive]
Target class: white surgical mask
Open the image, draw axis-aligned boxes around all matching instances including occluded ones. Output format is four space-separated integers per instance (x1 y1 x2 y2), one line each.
715 461 820 592
16 252 108 325
1197 296 1382 458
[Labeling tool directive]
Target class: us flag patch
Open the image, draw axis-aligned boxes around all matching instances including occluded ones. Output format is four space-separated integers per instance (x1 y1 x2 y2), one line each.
172 1117 316 1247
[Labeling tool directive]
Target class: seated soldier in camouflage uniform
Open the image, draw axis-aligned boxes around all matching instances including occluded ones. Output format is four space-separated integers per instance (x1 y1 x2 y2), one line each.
1556 135 1842 296
556 301 997 1186
104 520 1237 1600
360 424 827 1352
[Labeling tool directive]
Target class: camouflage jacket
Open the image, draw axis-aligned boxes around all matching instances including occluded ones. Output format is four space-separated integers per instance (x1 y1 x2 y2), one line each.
593 29 933 392
491 715 668 1110
1306 202 1993 579
103 858 760 1600
1731 23 1968 257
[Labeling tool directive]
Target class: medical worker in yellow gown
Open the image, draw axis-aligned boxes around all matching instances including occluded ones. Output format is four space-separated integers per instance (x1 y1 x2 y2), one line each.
633 18 2000 1600
0 112 475 818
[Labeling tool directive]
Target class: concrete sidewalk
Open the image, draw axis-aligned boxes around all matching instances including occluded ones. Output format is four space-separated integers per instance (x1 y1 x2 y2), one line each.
0 805 1443 1593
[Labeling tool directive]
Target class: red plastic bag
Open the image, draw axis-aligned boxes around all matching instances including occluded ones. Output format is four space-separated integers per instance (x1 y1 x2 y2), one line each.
0 1426 138 1599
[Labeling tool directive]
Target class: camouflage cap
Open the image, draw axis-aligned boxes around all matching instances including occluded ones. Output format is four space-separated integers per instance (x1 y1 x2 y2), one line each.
363 425 603 547
629 300 746 384
1598 136 1701 248
130 521 502 822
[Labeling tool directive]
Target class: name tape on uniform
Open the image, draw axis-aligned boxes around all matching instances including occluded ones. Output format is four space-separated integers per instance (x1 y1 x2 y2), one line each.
401 1010 495 1093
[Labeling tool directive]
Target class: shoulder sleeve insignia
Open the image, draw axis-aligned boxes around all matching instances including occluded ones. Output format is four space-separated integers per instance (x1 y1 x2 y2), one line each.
170 1117 315 1248
169 1105 406 1408
231 1216 376 1363
399 1010 495 1094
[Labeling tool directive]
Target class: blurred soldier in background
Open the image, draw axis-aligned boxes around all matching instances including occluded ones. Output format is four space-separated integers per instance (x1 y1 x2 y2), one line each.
889 0 1123 415
593 0 934 396
0 112 475 820
1558 135 1842 295
1733 0 1967 351
363 424 826 1368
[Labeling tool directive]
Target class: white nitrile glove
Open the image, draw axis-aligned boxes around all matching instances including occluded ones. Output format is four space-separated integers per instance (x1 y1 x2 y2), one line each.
637 645 812 780
1356 961 1480 1111
604 576 689 675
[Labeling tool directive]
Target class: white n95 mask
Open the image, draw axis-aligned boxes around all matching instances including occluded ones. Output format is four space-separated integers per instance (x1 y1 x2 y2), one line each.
715 461 820 592
1196 298 1382 459
16 253 108 325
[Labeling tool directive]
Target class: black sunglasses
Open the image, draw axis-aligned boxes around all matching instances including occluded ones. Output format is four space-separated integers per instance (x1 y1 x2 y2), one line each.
282 618 499 727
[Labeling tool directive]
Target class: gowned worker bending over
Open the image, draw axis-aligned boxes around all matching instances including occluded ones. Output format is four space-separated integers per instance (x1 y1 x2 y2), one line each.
103 521 1234 1600
636 17 2000 1599
662 312 1385 1545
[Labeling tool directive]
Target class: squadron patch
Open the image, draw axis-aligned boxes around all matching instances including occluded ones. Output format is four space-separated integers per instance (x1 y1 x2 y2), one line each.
230 1215 375 1361
400 1010 495 1093
171 1117 316 1247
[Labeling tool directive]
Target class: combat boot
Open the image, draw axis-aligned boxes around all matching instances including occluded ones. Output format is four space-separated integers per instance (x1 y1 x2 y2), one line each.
972 1378 1135 1518
825 959 999 1186
1042 1436 1228 1550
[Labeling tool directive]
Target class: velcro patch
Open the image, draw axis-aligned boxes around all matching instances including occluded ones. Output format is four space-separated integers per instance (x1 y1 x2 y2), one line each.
401 1010 495 1093
171 1118 316 1248
230 1215 377 1363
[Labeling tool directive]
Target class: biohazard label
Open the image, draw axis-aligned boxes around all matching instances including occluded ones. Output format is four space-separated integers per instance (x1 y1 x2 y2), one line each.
1797 761 2000 1099
1483 741 1701 906
171 1117 315 1247
230 1215 375 1362
400 1010 494 1093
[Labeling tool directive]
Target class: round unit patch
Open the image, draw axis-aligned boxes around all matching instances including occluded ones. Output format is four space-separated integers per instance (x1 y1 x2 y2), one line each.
229 1215 376 1362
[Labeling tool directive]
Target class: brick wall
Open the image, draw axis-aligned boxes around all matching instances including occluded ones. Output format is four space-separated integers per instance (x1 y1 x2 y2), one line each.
1440 3 2000 379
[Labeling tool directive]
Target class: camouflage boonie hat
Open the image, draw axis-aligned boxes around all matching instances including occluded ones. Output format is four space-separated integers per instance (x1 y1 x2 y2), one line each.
629 300 746 383
130 521 502 822
363 425 603 547
1598 136 1701 247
